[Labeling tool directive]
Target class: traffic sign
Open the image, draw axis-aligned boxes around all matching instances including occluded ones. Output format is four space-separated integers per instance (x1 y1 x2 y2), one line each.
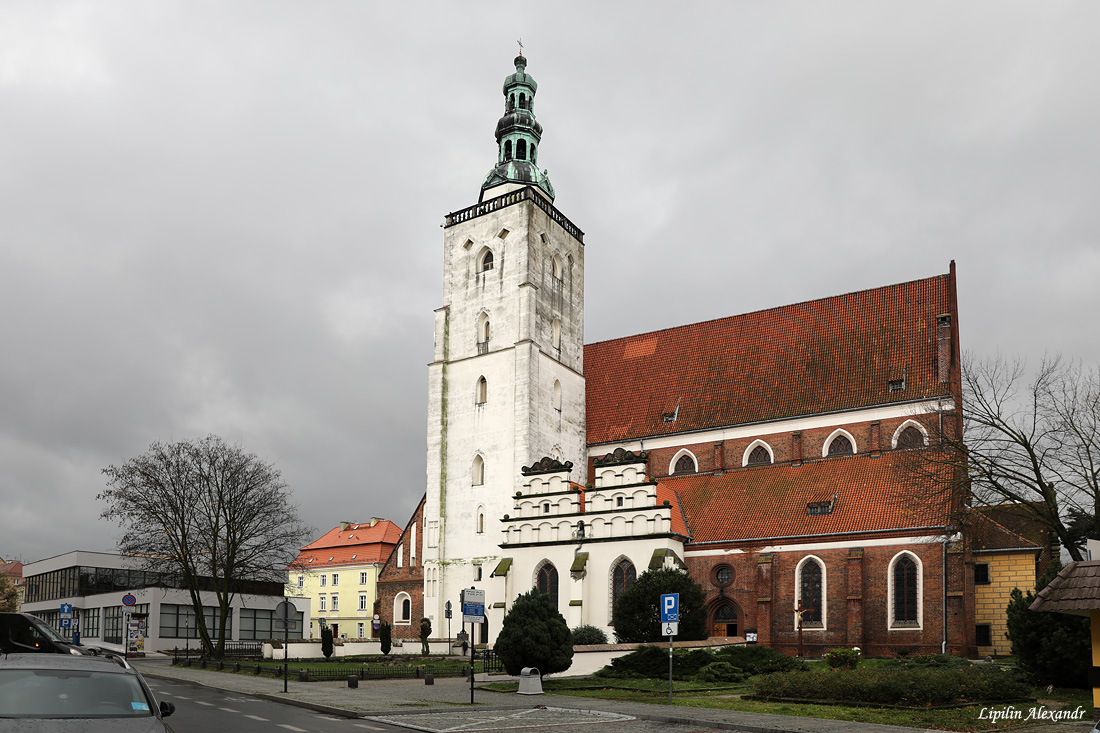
59 618 71 628
663 621 679 637
274 601 298 630
122 594 137 607
60 603 73 616
461 588 485 623
660 593 679 623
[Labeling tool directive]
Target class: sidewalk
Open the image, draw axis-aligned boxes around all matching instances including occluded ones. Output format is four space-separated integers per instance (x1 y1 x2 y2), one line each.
132 658 1094 733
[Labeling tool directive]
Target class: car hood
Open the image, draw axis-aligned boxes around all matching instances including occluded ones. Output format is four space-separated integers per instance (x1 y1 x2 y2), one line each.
0 718 171 732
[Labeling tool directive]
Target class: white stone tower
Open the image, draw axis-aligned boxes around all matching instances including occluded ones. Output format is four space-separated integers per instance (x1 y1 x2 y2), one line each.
421 55 586 641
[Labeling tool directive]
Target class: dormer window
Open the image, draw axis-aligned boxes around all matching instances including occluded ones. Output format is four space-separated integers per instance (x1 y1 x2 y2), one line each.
888 378 905 392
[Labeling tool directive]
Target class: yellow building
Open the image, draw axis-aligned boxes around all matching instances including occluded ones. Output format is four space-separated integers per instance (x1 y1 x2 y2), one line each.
289 519 401 640
971 504 1053 657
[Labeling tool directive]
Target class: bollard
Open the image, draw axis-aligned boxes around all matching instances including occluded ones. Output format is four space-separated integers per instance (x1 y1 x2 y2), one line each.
348 674 358 689
299 669 309 682
254 665 262 675
234 662 240 673
424 674 434 686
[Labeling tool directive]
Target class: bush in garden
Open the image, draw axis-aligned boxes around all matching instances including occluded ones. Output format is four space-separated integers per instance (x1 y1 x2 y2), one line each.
697 661 748 684
1005 561 1090 688
712 645 809 675
571 624 609 646
753 666 1030 706
596 646 715 679
379 624 392 655
825 648 860 669
495 589 573 678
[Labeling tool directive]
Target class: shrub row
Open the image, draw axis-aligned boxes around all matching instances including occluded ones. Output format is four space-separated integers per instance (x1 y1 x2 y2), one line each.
753 666 1031 706
597 645 806 682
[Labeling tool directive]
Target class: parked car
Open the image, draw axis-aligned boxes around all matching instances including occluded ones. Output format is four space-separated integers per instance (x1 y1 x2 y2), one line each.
0 652 176 731
0 613 90 655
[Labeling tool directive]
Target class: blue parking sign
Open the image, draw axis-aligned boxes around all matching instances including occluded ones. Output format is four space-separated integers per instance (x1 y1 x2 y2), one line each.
660 593 679 623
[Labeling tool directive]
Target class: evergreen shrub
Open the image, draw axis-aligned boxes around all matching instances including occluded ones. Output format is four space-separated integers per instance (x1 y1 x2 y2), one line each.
571 624 609 646
753 666 1030 706
825 648 861 669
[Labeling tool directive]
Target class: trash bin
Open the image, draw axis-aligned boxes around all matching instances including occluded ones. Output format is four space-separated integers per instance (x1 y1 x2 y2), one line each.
518 667 543 695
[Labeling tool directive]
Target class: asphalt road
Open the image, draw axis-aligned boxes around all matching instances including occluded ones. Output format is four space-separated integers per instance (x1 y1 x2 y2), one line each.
144 678 402 733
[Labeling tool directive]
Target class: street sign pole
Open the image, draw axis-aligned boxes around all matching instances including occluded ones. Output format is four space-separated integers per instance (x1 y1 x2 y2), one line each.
660 593 680 705
283 597 289 694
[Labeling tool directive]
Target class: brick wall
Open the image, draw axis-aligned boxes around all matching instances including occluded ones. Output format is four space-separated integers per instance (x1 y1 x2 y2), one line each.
376 497 425 639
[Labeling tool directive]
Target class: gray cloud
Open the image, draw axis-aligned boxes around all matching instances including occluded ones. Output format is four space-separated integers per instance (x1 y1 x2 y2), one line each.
2 1 1097 563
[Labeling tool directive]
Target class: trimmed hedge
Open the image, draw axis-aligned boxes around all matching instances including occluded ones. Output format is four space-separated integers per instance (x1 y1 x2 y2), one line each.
753 666 1031 706
597 644 807 681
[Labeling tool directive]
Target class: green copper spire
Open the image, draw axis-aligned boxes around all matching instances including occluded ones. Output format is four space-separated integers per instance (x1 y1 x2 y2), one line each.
480 55 555 202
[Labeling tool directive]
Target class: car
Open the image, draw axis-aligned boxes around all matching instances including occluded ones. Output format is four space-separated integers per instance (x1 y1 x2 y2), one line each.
0 652 176 731
0 613 90 655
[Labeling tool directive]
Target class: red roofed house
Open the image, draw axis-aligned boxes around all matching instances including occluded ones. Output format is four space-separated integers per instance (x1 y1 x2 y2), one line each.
0 559 23 610
380 55 974 657
289 518 401 639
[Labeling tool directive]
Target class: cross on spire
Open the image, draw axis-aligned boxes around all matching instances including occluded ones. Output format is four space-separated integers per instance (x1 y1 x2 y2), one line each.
517 38 524 55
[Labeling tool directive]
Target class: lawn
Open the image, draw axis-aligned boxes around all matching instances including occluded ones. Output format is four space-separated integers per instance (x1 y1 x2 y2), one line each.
483 670 1093 732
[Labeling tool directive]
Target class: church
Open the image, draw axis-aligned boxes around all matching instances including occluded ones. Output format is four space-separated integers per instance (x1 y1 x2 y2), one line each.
376 54 975 658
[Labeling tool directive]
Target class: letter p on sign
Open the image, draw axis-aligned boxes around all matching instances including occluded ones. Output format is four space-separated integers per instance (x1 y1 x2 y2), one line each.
660 593 679 623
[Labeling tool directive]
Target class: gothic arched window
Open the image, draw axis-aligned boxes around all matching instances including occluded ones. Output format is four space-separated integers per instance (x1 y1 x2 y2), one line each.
536 563 559 608
828 434 853 455
476 377 487 405
552 380 562 411
747 445 772 465
898 426 925 449
471 455 485 486
893 555 919 625
674 454 696 474
480 250 494 272
611 559 636 619
798 558 824 626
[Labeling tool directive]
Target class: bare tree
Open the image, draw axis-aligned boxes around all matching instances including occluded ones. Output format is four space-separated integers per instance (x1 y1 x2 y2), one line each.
908 354 1100 561
99 435 312 657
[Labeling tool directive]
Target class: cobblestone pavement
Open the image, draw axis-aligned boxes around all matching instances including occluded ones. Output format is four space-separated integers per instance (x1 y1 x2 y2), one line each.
132 659 1096 733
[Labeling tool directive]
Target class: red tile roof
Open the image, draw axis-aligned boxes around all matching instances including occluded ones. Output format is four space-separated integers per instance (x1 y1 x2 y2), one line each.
969 503 1052 552
654 483 691 538
291 520 403 569
301 520 403 550
584 270 957 445
669 451 954 544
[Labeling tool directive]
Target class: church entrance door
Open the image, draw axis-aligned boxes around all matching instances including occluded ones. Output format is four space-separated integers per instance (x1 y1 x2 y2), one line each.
711 603 738 638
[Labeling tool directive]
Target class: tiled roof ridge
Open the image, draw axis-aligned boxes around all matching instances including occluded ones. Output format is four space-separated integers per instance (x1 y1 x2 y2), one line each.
585 270 950 348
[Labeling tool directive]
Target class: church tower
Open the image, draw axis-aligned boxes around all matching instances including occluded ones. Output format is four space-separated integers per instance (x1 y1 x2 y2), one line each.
421 55 586 639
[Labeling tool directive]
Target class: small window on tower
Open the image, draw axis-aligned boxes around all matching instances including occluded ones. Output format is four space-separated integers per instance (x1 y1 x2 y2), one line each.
480 250 494 272
504 140 512 161
517 139 527 161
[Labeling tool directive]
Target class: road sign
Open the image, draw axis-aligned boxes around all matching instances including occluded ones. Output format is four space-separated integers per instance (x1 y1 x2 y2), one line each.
60 603 72 616
372 621 380 630
274 601 298 630
122 594 137 607
461 588 485 623
445 600 452 619
59 618 71 628
663 621 679 637
660 593 679 623
373 614 380 621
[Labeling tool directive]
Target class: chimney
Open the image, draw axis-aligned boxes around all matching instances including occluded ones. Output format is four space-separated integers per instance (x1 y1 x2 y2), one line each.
370 517 383 527
937 315 953 383
791 432 802 466
339 521 351 531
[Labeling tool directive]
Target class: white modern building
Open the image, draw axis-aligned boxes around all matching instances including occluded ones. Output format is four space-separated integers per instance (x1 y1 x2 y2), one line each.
21 551 310 653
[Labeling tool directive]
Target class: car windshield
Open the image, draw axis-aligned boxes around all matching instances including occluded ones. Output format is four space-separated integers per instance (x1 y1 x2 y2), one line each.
0 669 154 718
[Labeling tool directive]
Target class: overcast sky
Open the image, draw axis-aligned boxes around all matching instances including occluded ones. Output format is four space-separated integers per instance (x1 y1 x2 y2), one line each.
2 2 1098 565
